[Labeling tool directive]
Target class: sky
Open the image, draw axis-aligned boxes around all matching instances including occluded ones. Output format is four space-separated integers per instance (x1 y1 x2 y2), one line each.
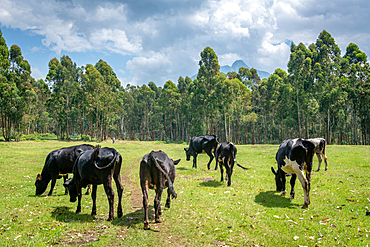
0 0 369 87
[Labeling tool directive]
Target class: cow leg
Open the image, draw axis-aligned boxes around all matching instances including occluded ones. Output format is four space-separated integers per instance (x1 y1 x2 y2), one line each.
63 175 69 195
192 154 198 169
85 184 91 195
76 191 82 214
295 169 310 208
315 153 322 172
141 180 150 230
323 152 328 171
48 176 57 196
91 185 98 216
289 174 297 199
165 188 171 208
103 180 115 221
114 173 124 218
205 150 214 170
220 163 224 182
226 160 234 187
154 186 164 223
279 169 287 196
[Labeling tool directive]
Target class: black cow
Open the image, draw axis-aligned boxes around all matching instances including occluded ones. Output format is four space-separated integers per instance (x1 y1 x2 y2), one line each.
140 150 180 230
271 138 315 208
184 135 218 169
308 138 328 171
63 145 123 221
35 144 94 196
215 142 247 186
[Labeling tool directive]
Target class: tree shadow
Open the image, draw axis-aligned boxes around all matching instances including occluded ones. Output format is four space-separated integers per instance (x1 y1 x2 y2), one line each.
254 191 300 209
112 206 160 232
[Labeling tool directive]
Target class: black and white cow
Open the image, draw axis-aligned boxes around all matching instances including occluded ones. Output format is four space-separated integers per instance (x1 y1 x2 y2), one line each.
215 142 247 186
35 144 94 196
140 151 180 230
63 145 123 221
271 138 315 208
308 138 328 171
184 135 219 169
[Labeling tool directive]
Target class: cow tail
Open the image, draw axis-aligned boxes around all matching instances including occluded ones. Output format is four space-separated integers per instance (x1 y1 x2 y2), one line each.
94 150 118 170
149 152 177 199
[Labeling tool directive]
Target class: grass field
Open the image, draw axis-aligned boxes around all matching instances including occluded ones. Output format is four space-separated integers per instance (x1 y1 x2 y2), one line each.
0 140 369 246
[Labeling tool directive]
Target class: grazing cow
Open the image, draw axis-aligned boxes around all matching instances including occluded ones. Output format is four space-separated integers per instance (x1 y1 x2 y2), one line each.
140 150 180 230
271 138 315 208
184 135 219 169
35 144 94 196
63 145 123 221
308 138 328 171
215 142 247 186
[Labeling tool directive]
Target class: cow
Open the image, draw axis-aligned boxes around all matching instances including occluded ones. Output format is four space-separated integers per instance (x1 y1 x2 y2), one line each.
35 144 94 196
271 138 315 208
184 135 219 169
63 145 123 221
140 150 180 230
215 142 247 186
308 138 328 171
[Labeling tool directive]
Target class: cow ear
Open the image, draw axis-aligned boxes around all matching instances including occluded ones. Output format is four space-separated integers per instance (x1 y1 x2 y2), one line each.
184 148 187 151
37 174 41 180
271 167 277 175
63 178 72 187
173 159 181 165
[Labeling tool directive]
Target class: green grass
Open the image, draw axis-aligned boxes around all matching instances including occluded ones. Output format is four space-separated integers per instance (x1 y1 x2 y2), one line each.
0 141 369 246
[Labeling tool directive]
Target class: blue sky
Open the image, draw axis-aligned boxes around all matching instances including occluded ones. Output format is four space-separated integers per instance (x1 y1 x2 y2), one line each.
1 0 369 87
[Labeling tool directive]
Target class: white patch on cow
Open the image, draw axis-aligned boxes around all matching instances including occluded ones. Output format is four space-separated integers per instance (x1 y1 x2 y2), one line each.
281 157 300 174
282 156 309 202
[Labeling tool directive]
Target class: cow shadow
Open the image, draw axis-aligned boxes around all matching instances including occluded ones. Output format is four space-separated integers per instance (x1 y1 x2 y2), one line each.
50 206 96 222
254 191 300 208
199 179 223 187
112 206 159 232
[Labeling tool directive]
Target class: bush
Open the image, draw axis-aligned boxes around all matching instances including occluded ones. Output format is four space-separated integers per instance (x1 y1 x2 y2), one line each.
79 134 91 141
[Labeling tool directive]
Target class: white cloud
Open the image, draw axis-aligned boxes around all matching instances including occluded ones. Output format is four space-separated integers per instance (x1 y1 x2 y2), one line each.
1 0 370 86
31 67 43 80
219 53 242 66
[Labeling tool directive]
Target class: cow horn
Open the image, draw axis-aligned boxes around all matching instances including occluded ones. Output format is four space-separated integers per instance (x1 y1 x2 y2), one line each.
37 174 41 180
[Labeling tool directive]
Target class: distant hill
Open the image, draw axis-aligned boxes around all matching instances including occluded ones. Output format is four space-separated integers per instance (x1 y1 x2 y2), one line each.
191 60 270 80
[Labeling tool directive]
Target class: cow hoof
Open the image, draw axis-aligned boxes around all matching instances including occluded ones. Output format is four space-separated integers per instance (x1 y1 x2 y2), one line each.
91 211 97 216
118 211 123 218
280 191 286 196
301 203 309 209
165 203 170 208
107 217 113 221
289 195 294 199
155 217 162 223
144 223 150 230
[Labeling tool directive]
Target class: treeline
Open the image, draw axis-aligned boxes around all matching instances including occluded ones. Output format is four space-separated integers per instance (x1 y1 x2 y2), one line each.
0 29 369 144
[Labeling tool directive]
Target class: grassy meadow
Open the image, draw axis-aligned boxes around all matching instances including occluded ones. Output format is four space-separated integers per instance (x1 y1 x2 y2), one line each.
0 140 369 246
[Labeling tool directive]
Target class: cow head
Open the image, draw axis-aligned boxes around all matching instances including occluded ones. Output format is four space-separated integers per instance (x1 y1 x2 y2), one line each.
35 174 47 196
271 167 284 192
184 148 192 161
63 178 78 202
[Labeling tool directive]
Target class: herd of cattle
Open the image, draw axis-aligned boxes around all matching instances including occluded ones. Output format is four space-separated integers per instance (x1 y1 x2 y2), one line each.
35 135 328 229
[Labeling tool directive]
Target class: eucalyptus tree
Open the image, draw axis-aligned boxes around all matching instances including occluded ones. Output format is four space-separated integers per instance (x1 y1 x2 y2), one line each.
95 59 121 139
0 42 35 141
344 44 369 144
33 79 51 133
46 55 81 140
312 30 341 143
81 64 110 142
196 47 220 134
288 42 312 138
